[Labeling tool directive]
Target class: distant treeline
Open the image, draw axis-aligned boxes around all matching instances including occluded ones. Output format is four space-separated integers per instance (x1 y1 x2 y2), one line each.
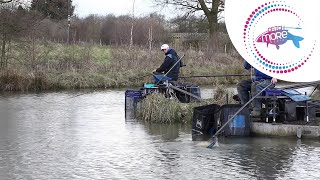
0 0 229 46
0 0 242 92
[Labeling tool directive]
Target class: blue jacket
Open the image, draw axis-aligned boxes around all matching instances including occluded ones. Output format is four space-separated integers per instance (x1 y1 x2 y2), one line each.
244 61 272 81
156 48 181 81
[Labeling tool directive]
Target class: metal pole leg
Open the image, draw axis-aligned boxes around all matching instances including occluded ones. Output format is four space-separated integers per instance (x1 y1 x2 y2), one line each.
265 100 268 123
306 101 309 123
272 95 276 124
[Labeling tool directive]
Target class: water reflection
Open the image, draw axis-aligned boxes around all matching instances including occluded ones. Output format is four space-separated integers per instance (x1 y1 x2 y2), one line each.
0 90 319 179
143 123 190 142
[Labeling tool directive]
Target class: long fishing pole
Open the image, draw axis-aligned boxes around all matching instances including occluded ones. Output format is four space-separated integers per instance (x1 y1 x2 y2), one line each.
128 73 153 81
310 85 319 96
179 74 251 79
55 74 152 103
281 81 320 90
207 83 273 149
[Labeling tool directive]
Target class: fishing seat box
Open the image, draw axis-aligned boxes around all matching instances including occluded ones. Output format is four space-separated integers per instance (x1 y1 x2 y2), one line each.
265 88 282 96
219 104 250 136
192 104 220 141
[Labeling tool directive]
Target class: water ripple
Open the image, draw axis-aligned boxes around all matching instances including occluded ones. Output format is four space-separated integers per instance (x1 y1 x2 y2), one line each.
0 90 320 179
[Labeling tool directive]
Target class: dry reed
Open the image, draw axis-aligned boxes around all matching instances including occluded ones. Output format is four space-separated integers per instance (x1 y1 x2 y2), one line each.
137 85 235 124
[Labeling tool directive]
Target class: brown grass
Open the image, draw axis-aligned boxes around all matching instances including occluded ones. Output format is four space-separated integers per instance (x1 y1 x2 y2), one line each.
0 40 245 91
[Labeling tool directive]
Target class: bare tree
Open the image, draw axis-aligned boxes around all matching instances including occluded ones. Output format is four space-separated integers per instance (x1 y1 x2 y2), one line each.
154 0 224 36
129 0 136 49
0 1 23 69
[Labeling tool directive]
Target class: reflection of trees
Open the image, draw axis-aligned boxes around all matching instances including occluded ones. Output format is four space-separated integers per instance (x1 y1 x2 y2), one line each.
143 123 191 179
220 137 300 179
143 123 191 141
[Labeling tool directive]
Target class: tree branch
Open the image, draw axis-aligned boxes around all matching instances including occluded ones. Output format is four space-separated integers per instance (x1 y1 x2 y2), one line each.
153 0 224 34
154 0 202 11
198 0 210 18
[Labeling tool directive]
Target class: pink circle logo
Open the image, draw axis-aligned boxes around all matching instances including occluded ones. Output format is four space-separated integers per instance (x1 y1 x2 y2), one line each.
226 0 320 82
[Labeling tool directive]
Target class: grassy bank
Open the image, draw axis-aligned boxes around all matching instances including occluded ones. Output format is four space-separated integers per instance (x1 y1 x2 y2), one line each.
0 41 246 91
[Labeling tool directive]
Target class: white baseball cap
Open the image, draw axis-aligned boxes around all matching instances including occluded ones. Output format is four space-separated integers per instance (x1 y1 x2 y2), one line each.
160 44 169 50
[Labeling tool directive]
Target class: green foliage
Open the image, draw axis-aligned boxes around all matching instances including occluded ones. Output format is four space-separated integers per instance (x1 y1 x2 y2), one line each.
30 0 74 20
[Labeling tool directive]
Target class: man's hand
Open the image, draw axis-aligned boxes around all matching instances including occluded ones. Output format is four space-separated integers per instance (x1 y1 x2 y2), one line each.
152 69 157 73
271 77 277 84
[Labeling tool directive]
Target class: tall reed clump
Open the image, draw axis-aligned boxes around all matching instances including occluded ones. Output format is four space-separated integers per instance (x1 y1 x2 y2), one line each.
0 69 27 91
137 93 185 124
137 85 235 124
0 69 49 91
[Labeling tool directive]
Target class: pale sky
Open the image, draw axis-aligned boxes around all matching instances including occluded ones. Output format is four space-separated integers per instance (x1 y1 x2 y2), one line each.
73 0 176 18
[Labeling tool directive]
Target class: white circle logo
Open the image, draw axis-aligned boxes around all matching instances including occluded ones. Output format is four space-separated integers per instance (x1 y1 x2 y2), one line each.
225 0 320 82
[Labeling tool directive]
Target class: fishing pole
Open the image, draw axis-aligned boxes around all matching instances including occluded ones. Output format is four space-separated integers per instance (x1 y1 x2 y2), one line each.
179 74 251 79
309 85 319 97
57 92 89 102
285 26 302 30
207 82 273 149
127 73 153 82
55 74 152 103
46 74 154 103
281 81 320 90
49 90 96 103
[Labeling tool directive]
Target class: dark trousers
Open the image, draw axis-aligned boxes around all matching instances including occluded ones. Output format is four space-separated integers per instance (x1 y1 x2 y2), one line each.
237 79 274 112
152 72 178 83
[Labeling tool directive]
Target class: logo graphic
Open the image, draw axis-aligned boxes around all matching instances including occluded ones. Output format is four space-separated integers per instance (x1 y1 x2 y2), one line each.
225 0 320 82
196 119 202 129
256 26 304 49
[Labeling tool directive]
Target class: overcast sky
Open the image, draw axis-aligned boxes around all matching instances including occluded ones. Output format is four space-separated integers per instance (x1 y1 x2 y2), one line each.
73 0 175 18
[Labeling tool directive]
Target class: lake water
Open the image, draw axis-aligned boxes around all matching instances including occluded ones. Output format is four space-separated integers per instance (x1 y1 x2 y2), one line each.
0 89 320 180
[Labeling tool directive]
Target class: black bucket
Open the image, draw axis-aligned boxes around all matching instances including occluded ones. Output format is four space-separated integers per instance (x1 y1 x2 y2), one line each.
279 99 297 122
125 90 143 119
192 104 220 141
219 104 250 136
